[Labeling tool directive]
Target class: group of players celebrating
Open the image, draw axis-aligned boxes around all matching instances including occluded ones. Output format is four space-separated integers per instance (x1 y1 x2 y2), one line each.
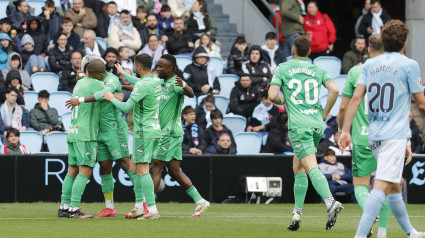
58 53 209 220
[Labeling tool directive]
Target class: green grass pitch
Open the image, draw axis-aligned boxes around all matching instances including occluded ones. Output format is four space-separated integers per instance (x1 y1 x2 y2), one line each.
0 203 424 238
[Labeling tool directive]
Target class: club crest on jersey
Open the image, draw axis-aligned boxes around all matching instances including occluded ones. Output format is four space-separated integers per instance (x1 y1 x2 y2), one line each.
101 82 106 86
300 108 318 115
166 84 170 91
418 77 422 86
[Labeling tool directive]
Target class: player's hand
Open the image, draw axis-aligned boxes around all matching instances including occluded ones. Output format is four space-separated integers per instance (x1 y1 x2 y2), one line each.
405 145 413 166
66 98 80 109
175 76 184 87
338 131 352 153
115 63 125 75
103 92 115 101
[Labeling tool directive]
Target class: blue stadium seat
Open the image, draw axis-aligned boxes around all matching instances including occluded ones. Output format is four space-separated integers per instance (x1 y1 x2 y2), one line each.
320 94 342 117
222 115 246 135
31 72 59 92
234 132 262 155
44 56 51 71
61 111 72 131
334 75 347 95
313 56 342 78
128 132 134 154
0 0 8 19
28 0 46 16
183 95 197 109
175 55 192 71
24 91 39 111
20 131 43 153
215 95 229 114
218 74 239 99
96 37 108 50
45 132 68 154
262 133 268 146
209 57 224 77
197 94 206 105
49 91 72 116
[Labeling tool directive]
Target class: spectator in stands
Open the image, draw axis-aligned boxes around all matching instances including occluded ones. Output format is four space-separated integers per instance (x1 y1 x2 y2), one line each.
132 6 147 31
317 128 351 155
104 47 119 77
227 36 248 76
280 0 305 61
182 105 205 155
186 0 217 42
2 53 30 90
354 0 371 38
115 0 137 16
198 109 236 153
60 51 81 93
20 34 46 75
64 0 98 38
0 18 22 52
60 0 72 13
39 0 64 43
303 0 336 60
168 0 193 19
184 46 220 97
409 111 422 154
48 33 73 75
0 87 29 135
9 0 32 33
342 37 368 74
358 0 390 44
246 88 279 134
0 128 30 154
109 10 142 56
137 0 156 14
158 5 174 33
141 14 168 48
139 34 167 69
78 30 105 57
319 149 354 199
195 93 214 129
165 17 194 55
242 45 272 87
118 46 133 72
95 1 120 42
228 73 259 119
268 0 284 50
194 34 221 58
5 70 25 106
59 17 80 52
263 112 292 154
19 17 48 56
261 32 284 73
83 0 105 16
30 90 61 133
205 132 236 155
0 33 13 71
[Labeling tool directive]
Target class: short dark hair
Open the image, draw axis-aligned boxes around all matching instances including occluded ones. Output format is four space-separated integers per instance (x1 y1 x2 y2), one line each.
268 0 280 4
182 106 195 115
38 90 50 98
56 32 68 41
381 19 409 52
160 54 177 73
45 0 55 7
62 17 73 24
6 87 19 95
11 54 20 61
260 89 269 98
293 35 310 57
14 0 25 8
210 109 223 120
0 18 12 25
203 93 215 105
137 6 146 13
234 36 246 44
120 9 131 15
134 54 153 70
219 132 231 140
107 1 117 6
161 5 171 12
146 13 157 20
239 73 251 81
148 34 160 42
371 0 381 4
265 32 277 40
104 47 119 58
368 34 384 53
307 0 319 7
6 128 20 139
323 148 336 157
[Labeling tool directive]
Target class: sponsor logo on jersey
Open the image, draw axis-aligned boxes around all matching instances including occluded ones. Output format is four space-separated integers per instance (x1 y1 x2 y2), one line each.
294 144 301 148
86 152 91 156
300 108 318 115
160 94 170 100
137 149 143 153
152 123 161 130
161 147 168 151
121 144 127 148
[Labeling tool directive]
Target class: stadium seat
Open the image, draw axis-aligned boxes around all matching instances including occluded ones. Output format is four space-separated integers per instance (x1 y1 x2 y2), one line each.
222 115 246 135
24 91 39 111
234 132 262 155
49 91 72 116
128 132 134 154
20 131 43 153
333 75 347 95
209 57 224 77
44 56 51 71
313 56 342 78
197 94 206 105
61 111 72 131
330 95 342 117
183 95 197 109
175 55 192 71
218 74 239 98
0 0 7 19
31 72 59 92
262 134 268 146
96 37 108 50
28 0 45 16
215 95 229 114
45 132 68 154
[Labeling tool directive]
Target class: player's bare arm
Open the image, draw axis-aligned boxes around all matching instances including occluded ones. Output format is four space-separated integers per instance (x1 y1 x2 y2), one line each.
268 85 285 105
175 76 194 98
122 85 134 91
115 63 125 75
322 80 339 121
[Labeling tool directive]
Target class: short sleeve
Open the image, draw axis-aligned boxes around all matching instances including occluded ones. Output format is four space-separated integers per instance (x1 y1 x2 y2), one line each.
357 65 367 86
129 81 147 103
270 67 283 87
321 71 333 85
407 61 422 94
104 77 119 92
174 84 184 95
342 69 356 98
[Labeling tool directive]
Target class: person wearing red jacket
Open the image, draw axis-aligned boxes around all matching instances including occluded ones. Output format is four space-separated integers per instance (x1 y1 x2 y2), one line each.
303 0 336 60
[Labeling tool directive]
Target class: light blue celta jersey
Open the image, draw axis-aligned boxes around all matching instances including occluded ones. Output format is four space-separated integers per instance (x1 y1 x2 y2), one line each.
357 52 422 141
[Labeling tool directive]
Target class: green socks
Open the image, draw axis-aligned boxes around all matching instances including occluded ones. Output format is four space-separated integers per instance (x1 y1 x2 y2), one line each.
61 174 76 205
294 173 308 208
70 174 89 208
133 173 144 203
379 198 390 228
186 186 203 203
126 170 137 184
354 185 369 209
140 173 155 207
309 168 332 200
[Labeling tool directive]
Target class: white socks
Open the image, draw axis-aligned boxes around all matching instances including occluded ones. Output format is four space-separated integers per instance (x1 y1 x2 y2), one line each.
148 204 158 213
325 196 335 210
105 200 114 209
60 203 69 210
196 198 207 206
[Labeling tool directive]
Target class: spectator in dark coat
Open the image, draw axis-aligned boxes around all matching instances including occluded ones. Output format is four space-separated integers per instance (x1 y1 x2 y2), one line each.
38 0 64 43
205 132 236 155
0 87 29 136
227 36 249 76
246 88 279 133
228 73 259 119
58 17 80 52
95 1 120 41
182 106 206 155
358 0 391 44
317 128 351 155
185 0 217 40
60 51 81 92
157 5 174 33
195 93 215 129
242 45 272 87
5 70 25 106
8 0 32 33
0 128 30 154
342 38 369 74
263 112 293 154
29 90 60 132
48 33 73 74
0 18 22 52
184 46 220 97
410 111 422 154
165 17 193 55
261 32 284 73
19 16 48 56
2 52 31 90
139 14 166 50
198 109 236 152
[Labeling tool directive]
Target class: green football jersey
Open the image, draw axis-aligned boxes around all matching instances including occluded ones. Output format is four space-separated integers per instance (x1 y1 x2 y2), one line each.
130 74 162 138
67 77 105 142
342 65 369 146
158 76 184 137
271 58 332 129
99 72 126 132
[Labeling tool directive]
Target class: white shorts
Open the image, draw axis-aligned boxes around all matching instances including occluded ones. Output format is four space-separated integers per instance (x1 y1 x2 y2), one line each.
369 139 407 183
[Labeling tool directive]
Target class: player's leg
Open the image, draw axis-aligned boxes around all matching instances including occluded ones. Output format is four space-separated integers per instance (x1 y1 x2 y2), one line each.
288 155 307 231
151 159 168 193
58 162 78 218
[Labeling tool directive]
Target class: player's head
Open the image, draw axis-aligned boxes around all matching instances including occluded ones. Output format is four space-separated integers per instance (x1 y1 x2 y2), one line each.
210 109 223 128
86 59 107 80
203 93 215 111
157 54 177 79
292 35 311 58
217 132 232 150
182 106 196 125
368 33 384 57
381 19 409 53
323 148 337 164
6 128 20 146
81 54 105 74
134 53 153 77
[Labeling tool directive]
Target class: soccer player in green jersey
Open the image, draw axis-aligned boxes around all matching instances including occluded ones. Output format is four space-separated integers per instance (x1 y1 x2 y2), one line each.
150 54 210 217
65 55 140 218
58 60 106 218
338 34 391 238
269 35 343 231
103 54 162 220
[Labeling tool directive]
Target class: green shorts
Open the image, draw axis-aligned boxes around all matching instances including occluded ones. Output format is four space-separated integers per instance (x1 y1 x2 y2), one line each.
289 127 323 160
97 127 130 162
352 144 377 177
68 141 97 167
153 136 183 162
132 137 160 164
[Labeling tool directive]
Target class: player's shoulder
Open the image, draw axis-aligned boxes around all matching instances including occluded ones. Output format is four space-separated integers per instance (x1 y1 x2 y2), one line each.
347 65 363 78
